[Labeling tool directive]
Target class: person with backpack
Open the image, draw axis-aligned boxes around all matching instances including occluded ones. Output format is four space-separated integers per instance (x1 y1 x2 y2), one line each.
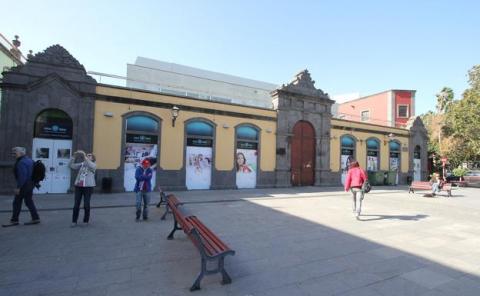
2 147 40 227
69 150 96 227
344 160 368 219
134 159 153 221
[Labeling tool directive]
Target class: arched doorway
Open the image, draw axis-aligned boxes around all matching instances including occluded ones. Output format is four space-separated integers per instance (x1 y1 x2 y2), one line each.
291 121 315 186
32 109 73 194
413 145 421 181
123 115 159 192
235 125 259 189
185 120 214 190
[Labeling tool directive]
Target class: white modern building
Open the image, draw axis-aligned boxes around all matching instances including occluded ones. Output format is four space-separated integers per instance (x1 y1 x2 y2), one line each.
126 57 277 109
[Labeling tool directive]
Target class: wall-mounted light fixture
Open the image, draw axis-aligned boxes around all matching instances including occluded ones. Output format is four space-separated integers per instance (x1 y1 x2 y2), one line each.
171 105 180 127
266 128 272 133
223 123 229 129
103 112 114 117
384 133 395 145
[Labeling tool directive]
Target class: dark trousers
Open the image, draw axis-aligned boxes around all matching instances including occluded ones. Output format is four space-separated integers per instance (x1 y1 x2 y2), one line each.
72 186 93 223
11 182 39 222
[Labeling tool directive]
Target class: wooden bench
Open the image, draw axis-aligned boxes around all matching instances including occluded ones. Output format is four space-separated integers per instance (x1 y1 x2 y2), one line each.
166 195 235 291
408 181 452 197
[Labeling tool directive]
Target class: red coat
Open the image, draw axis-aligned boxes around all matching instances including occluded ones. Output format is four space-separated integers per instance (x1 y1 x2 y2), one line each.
345 167 367 191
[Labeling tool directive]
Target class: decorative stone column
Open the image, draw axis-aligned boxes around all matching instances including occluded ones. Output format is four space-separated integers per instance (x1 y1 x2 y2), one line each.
271 70 335 187
406 116 429 181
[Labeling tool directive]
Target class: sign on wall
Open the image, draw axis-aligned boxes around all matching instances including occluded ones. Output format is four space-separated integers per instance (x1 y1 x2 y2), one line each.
124 136 158 191
186 146 212 190
341 152 354 185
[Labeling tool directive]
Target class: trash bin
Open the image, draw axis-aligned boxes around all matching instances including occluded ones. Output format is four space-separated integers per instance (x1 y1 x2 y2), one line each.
386 171 397 185
101 177 113 193
374 171 385 186
406 176 413 185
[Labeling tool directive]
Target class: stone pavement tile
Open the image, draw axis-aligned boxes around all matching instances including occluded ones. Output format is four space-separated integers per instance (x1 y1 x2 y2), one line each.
422 262 467 279
297 273 351 296
367 247 404 259
336 286 383 296
75 268 131 290
330 269 385 291
435 276 480 296
400 267 454 289
0 276 79 296
295 257 352 279
256 283 307 296
359 255 427 280
369 277 430 296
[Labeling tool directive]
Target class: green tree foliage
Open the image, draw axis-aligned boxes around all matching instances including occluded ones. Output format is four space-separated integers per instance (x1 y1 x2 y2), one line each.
422 65 480 168
443 65 480 163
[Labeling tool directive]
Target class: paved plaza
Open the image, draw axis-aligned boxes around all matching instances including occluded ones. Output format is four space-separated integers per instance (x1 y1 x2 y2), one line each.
1 186 480 296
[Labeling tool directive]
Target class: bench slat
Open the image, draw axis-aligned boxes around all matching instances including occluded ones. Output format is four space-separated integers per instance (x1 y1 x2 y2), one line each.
187 217 231 257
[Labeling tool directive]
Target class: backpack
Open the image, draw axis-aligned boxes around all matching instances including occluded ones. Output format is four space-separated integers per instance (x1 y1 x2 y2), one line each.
32 160 46 187
362 180 372 193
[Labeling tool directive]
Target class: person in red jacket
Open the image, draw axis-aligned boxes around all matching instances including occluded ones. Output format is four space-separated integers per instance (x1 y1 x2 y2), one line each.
344 160 368 219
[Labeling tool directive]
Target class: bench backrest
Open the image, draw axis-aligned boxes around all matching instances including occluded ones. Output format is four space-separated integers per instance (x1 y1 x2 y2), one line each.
411 181 432 188
185 216 233 257
168 195 194 231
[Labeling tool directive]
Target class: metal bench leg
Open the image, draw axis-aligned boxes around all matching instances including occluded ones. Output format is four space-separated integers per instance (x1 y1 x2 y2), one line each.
219 256 232 285
167 220 179 240
161 205 170 220
190 258 206 291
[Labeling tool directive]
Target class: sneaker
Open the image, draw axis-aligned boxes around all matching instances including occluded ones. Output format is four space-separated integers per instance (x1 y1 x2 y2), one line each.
135 217 140 222
143 217 148 221
70 222 77 228
24 219 40 225
2 221 19 227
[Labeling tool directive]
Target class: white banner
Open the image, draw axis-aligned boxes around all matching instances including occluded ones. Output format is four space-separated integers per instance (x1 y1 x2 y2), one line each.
367 156 378 171
413 158 421 181
236 149 257 189
124 143 157 191
186 146 212 190
341 155 354 185
389 157 399 184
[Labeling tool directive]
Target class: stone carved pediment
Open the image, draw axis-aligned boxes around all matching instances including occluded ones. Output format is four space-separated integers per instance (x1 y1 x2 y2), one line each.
277 69 331 100
28 44 86 72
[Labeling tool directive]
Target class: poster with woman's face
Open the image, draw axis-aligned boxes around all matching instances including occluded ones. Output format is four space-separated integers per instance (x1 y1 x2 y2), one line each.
124 143 157 191
367 156 378 171
340 154 353 185
186 146 212 190
236 149 257 189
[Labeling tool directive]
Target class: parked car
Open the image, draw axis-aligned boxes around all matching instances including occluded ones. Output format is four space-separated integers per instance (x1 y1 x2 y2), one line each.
464 171 480 187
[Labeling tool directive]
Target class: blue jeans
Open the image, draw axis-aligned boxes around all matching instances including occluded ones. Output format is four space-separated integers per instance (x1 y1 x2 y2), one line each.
135 192 150 219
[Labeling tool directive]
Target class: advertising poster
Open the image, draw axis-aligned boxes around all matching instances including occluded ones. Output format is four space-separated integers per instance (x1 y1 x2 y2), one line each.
390 157 399 184
367 156 378 172
124 143 157 191
341 154 354 185
186 146 212 190
236 149 257 189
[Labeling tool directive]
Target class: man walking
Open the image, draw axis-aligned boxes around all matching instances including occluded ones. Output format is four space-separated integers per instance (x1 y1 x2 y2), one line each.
2 147 40 227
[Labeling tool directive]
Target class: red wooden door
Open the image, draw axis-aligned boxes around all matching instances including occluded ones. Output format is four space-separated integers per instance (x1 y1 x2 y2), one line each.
291 121 315 186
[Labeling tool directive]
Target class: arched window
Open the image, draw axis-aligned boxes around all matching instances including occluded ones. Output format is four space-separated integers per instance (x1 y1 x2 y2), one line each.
185 120 214 190
123 114 159 192
34 109 73 139
340 135 356 184
235 125 259 189
366 138 380 171
414 145 421 159
389 140 401 172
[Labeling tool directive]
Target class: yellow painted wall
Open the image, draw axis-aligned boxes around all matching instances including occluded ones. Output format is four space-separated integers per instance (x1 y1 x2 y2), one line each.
330 119 410 173
93 87 276 172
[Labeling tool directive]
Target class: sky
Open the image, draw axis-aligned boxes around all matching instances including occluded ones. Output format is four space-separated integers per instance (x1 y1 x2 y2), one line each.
2 0 479 115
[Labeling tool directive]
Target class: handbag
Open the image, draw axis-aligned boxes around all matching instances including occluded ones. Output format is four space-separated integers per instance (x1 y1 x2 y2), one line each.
362 180 372 193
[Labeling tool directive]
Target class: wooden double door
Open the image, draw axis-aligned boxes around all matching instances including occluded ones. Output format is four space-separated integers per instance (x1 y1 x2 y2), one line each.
291 121 315 186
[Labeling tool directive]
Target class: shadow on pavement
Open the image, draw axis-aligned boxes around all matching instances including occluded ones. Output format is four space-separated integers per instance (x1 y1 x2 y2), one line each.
358 214 429 222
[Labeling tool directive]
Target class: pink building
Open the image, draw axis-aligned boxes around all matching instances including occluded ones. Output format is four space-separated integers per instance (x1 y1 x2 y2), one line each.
335 90 416 128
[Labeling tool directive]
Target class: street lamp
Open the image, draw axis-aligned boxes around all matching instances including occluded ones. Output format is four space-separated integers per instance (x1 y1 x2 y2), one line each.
171 106 180 127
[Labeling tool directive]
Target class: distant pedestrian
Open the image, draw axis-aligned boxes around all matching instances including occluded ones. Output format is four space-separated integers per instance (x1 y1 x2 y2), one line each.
344 160 368 219
430 172 441 197
134 159 153 221
2 147 40 227
70 150 96 227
